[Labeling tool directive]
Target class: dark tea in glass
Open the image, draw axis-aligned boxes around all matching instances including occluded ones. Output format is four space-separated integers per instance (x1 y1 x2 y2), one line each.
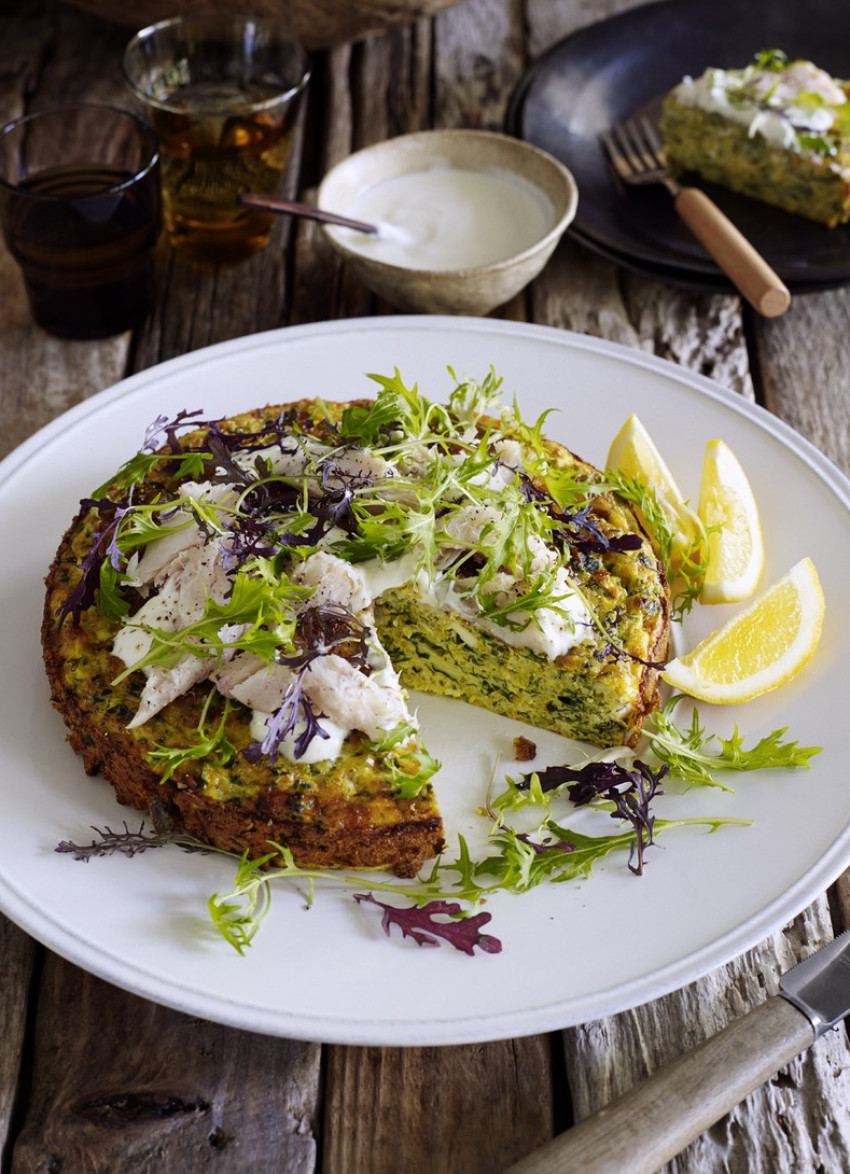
0 106 161 339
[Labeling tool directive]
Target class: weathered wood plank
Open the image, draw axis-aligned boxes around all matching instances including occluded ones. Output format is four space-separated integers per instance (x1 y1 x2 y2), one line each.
525 0 644 58
531 238 753 397
755 289 850 476
0 1 131 116
131 229 292 371
831 871 850 936
10 956 322 1174
0 918 37 1169
322 1039 553 1174
433 0 522 129
347 19 432 148
0 245 129 460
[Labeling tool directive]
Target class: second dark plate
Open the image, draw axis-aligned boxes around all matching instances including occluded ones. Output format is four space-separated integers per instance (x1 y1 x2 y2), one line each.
507 0 850 289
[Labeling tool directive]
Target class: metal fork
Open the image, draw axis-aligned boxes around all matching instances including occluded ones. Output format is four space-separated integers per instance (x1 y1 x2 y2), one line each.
601 116 791 318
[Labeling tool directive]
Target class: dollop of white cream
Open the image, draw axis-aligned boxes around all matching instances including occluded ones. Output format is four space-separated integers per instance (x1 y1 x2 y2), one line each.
424 569 591 662
249 710 348 765
336 163 556 271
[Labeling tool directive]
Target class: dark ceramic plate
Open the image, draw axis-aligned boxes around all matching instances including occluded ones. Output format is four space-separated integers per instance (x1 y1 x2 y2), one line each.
506 0 850 289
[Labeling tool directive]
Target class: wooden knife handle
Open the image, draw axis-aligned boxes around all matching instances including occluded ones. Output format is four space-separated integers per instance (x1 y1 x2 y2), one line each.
503 997 814 1174
673 186 791 318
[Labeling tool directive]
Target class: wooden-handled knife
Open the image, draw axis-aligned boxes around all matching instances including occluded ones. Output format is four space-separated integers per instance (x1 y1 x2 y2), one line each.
503 929 850 1174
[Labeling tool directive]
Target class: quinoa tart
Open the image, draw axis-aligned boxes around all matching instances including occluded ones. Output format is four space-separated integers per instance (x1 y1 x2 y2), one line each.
42 371 670 878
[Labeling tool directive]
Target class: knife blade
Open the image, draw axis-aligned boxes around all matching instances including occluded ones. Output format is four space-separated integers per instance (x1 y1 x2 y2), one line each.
503 928 850 1174
779 928 850 1033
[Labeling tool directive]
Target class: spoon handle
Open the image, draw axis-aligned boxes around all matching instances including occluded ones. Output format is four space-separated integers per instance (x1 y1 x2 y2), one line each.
237 193 378 235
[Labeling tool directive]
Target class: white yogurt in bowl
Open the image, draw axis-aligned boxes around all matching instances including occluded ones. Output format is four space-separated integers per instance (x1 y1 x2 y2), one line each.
339 163 556 271
317 129 578 315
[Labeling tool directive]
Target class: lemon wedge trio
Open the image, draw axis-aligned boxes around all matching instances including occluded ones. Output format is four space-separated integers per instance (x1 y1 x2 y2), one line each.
606 415 825 705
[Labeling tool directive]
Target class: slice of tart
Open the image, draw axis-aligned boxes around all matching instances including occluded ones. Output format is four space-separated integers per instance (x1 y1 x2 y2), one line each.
42 371 669 878
661 50 850 227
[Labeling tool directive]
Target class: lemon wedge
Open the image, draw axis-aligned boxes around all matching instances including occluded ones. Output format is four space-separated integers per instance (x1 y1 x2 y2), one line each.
606 414 701 570
662 557 825 704
698 439 765 604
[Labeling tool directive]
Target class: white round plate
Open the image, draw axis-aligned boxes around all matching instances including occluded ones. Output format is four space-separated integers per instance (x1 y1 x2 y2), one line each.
0 317 846 1045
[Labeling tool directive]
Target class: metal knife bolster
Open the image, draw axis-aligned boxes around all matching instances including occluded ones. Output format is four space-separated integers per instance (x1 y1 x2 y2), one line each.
779 928 850 1037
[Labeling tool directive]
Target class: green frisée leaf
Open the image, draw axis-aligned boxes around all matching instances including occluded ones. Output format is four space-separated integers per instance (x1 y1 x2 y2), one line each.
116 502 195 554
752 48 788 72
205 836 496 955
97 561 133 622
476 814 750 892
342 369 453 447
386 747 442 799
94 449 213 498
447 366 504 426
499 397 559 465
600 469 674 554
646 696 822 789
670 535 712 621
146 694 237 783
488 770 552 823
112 571 306 683
94 504 200 622
831 102 850 141
475 575 580 632
475 822 624 890
208 850 278 955
370 721 420 751
600 469 710 620
205 809 749 949
541 464 599 512
714 727 822 770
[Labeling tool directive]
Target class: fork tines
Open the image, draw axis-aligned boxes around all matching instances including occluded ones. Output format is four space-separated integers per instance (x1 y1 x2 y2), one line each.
602 116 667 182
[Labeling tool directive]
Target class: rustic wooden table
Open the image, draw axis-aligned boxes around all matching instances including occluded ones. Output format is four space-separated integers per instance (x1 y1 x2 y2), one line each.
3 2 850 1171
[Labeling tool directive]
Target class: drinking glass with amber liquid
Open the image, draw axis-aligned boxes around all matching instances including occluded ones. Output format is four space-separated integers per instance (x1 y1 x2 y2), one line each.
123 16 311 264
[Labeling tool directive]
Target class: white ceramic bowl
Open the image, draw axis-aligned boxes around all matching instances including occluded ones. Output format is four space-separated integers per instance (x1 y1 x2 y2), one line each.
317 129 578 315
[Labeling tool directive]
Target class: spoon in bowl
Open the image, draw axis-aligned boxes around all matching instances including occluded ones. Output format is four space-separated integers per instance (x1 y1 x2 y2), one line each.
238 192 379 235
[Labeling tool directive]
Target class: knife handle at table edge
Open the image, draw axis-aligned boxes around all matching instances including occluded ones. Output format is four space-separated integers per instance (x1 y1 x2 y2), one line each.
502 996 814 1174
673 186 791 319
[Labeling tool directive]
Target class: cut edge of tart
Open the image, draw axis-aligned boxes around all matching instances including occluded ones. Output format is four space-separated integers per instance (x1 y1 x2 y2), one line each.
42 370 670 878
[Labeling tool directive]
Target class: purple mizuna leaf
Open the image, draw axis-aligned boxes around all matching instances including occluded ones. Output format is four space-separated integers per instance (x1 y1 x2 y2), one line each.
354 894 502 955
